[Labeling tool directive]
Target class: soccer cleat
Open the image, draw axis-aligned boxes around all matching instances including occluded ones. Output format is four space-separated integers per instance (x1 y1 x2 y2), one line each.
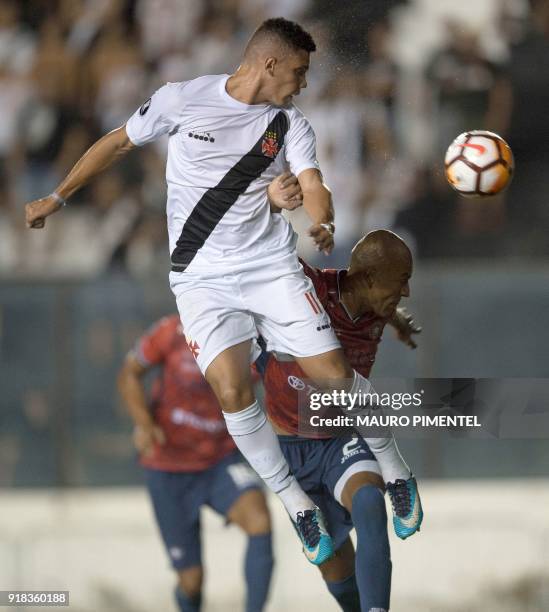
386 476 423 539
295 507 334 565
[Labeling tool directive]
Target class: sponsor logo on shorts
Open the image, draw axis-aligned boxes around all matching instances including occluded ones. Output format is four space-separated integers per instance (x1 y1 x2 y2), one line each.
316 322 332 332
341 437 366 464
169 546 184 560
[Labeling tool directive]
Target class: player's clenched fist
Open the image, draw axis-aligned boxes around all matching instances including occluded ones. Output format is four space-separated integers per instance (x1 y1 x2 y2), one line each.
133 423 166 457
267 171 303 211
308 222 334 255
25 195 63 229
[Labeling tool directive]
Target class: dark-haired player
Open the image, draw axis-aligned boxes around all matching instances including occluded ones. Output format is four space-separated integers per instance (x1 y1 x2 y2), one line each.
25 17 420 565
118 315 273 612
258 226 422 612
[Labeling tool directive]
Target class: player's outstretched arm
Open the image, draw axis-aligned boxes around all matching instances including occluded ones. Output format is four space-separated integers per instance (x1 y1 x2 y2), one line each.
25 125 136 229
117 353 166 456
297 168 335 255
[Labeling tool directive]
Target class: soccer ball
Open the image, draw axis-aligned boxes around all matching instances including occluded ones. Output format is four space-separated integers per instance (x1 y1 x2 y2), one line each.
444 131 514 197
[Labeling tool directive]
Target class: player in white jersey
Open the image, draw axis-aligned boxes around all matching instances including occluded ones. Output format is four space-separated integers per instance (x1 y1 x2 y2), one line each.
25 18 422 566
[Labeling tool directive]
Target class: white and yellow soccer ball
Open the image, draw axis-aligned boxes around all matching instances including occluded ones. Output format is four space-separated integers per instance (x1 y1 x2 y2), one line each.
444 130 514 197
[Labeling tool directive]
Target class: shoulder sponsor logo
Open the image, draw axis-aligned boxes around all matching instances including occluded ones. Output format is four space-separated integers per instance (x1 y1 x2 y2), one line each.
139 98 151 116
288 375 306 391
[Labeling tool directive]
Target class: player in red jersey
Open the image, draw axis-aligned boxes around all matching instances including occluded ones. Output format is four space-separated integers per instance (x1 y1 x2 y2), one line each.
118 315 273 612
258 229 421 612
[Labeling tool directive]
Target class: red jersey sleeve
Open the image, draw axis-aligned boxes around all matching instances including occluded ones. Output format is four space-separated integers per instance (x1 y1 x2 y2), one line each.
135 315 180 367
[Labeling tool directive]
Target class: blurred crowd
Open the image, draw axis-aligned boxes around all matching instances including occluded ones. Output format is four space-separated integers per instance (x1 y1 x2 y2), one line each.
0 0 548 278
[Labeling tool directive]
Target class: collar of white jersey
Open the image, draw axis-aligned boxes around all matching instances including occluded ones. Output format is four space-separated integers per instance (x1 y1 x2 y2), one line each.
219 74 270 111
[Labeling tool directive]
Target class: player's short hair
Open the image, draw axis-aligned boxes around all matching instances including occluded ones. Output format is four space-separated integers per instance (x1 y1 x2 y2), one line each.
245 17 316 56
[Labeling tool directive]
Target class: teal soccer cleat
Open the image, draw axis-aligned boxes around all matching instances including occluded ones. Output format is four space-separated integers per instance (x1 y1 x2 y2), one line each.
386 476 423 539
295 507 334 565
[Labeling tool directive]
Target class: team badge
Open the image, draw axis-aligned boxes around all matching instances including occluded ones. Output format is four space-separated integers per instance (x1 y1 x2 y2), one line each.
187 339 200 359
261 130 279 158
139 97 151 116
370 323 382 340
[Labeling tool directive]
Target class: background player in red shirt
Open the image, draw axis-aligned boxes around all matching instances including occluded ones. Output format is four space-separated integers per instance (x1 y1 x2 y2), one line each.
258 229 421 612
118 315 273 612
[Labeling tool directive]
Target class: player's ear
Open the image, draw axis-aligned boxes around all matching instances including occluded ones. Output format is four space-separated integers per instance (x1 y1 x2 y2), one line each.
265 56 277 76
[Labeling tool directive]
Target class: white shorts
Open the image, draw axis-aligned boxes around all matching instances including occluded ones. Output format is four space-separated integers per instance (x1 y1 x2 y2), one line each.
169 253 341 374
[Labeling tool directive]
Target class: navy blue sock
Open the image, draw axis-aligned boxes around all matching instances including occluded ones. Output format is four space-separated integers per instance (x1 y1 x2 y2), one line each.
351 486 392 611
175 586 201 612
244 533 274 612
325 573 361 611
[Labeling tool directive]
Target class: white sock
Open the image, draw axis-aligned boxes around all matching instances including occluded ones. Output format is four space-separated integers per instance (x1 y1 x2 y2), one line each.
350 371 411 483
223 401 314 518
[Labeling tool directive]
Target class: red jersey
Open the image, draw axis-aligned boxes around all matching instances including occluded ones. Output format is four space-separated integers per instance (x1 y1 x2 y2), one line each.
135 315 235 472
263 261 389 437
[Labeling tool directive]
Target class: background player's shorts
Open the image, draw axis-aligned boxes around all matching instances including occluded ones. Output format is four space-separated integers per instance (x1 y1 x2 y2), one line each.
169 252 340 373
278 435 381 552
144 450 261 570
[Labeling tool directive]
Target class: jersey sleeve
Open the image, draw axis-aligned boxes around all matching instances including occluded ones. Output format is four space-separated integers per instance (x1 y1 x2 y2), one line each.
125 82 187 146
284 108 320 177
134 316 178 367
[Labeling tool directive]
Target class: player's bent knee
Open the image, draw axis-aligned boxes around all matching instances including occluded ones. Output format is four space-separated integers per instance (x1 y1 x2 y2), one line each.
216 385 255 412
177 566 203 598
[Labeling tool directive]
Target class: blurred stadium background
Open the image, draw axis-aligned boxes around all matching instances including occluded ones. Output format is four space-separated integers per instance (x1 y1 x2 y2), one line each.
1 0 548 610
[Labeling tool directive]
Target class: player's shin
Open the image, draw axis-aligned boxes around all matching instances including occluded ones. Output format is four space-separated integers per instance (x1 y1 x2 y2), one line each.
222 401 314 516
245 533 273 612
351 486 392 612
175 586 201 612
349 371 410 484
325 574 361 612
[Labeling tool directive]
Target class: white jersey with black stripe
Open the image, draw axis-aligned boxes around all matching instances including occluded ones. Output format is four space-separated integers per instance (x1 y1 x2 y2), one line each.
125 74 320 272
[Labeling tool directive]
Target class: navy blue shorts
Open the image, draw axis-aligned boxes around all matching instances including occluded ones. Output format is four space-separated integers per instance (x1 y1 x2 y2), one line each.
144 450 262 570
279 435 380 552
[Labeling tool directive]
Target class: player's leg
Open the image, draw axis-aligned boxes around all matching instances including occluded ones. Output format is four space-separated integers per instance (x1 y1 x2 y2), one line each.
297 350 411 483
144 469 205 611
205 341 316 519
227 489 273 612
172 279 333 564
207 452 274 612
319 538 361 612
175 567 203 612
343 474 392 612
325 439 391 612
296 351 422 538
